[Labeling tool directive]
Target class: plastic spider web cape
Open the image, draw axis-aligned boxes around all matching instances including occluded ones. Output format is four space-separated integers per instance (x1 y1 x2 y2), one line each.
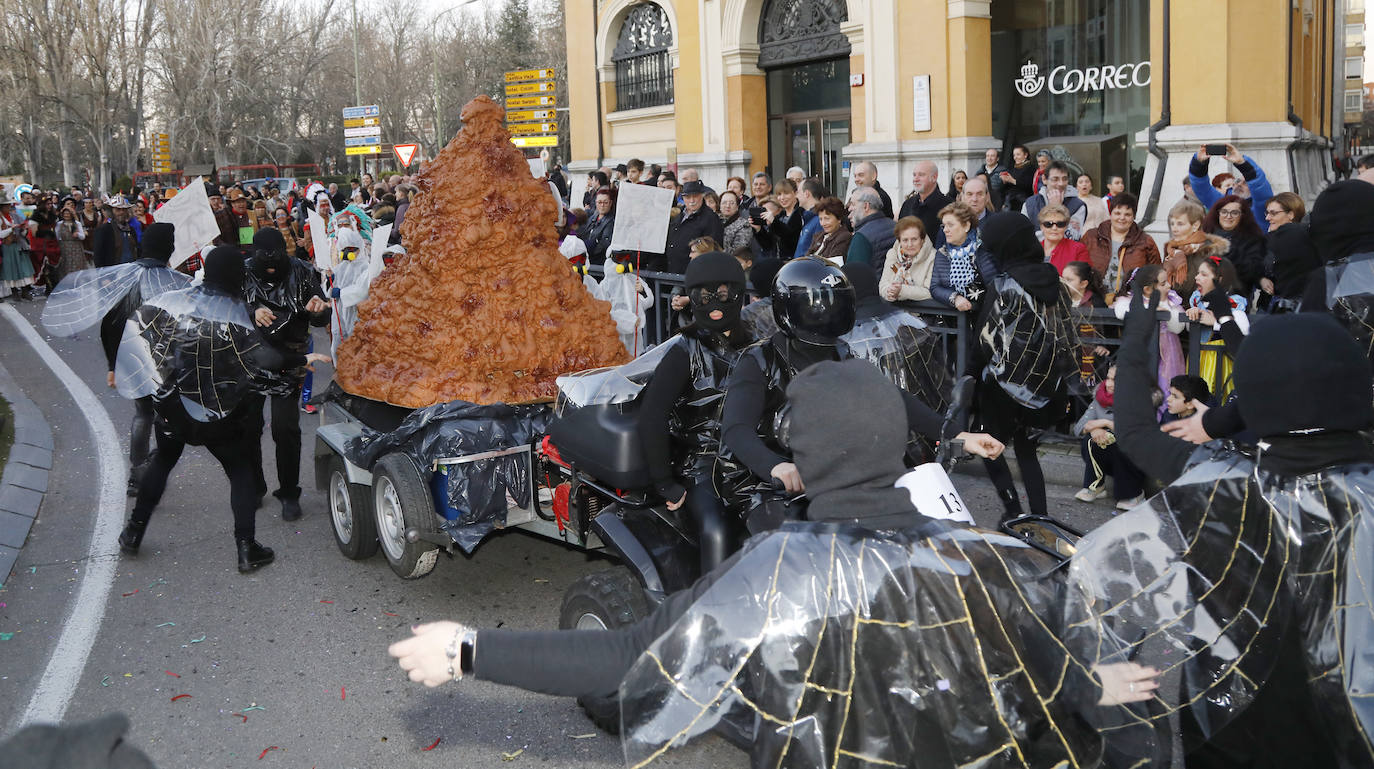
114 286 259 422
841 308 952 414
619 445 1374 768
1321 251 1374 366
978 274 1079 409
39 262 190 337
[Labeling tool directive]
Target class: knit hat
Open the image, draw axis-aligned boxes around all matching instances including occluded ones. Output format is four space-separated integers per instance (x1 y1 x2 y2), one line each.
684 250 745 290
684 251 745 335
203 246 246 296
140 222 175 264
979 212 1040 269
1308 180 1374 263
1233 313 1374 437
787 359 918 526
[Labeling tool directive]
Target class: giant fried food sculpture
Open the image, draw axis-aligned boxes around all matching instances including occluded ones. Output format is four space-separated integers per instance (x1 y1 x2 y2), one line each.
334 95 630 407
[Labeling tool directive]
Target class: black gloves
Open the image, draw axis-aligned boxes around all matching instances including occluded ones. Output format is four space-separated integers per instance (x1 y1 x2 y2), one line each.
1202 287 1233 320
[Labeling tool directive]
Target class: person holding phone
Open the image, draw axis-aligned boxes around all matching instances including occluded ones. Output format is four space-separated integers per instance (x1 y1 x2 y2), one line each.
1189 143 1273 226
999 145 1037 212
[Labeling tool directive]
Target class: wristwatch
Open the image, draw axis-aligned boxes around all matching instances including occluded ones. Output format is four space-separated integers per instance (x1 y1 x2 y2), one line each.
445 626 477 681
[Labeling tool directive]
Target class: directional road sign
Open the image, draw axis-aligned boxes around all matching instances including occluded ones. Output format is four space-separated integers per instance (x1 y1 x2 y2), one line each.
511 136 558 148
342 104 380 119
507 122 559 135
393 144 418 168
504 68 556 82
504 81 556 95
507 109 555 122
506 95 557 108
343 117 379 128
344 126 382 138
345 136 383 147
345 145 380 156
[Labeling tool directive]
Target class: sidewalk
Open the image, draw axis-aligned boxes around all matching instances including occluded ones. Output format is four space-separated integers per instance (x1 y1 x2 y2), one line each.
0 360 52 586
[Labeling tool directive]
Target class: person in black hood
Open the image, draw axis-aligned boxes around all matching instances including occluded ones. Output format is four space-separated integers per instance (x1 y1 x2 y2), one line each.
632 252 756 573
1262 220 1320 313
1301 180 1374 363
1116 291 1374 769
720 258 1001 502
969 212 1078 522
242 227 330 521
113 246 331 572
41 221 190 495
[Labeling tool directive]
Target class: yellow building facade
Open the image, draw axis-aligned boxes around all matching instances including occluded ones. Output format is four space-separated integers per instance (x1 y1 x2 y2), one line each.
565 0 1351 238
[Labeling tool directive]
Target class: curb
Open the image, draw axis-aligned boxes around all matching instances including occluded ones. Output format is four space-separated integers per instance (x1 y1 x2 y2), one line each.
0 359 53 587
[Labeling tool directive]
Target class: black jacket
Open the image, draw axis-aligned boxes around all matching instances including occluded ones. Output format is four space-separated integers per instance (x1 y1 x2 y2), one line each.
577 212 615 266
897 187 952 241
91 221 139 268
663 207 725 274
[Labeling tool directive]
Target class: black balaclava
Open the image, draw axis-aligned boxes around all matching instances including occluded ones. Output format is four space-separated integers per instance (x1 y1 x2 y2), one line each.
203 246 246 296
249 227 291 284
979 211 1062 303
1309 179 1374 263
1234 313 1374 439
685 251 746 335
788 359 922 527
139 222 176 265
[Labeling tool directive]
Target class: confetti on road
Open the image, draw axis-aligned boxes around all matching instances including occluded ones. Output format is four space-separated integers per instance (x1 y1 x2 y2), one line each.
156 622 176 628
231 713 248 723
121 589 139 597
241 705 266 712
165 671 180 678
382 612 398 617
340 687 346 700
0 633 11 641
189 635 206 643
533 578 549 583
257 746 280 760
100 676 111 687
170 694 191 702
27 567 35 574
319 600 334 604
501 748 524 761
570 733 597 740
421 737 441 751
147 579 167 589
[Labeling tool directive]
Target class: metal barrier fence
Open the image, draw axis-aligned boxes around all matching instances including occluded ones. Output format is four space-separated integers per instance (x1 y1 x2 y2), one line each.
583 264 1231 435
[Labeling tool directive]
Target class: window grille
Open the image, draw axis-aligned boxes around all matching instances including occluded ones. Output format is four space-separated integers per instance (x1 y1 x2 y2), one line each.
612 4 674 111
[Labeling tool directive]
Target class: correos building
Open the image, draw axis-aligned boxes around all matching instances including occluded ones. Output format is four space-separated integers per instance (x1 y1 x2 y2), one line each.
564 0 1351 235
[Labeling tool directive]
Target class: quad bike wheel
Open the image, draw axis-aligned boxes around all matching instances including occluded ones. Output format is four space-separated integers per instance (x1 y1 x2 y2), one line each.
558 567 649 733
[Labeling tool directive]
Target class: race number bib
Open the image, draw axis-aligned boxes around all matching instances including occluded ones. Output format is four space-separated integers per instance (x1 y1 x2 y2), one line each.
894 464 973 523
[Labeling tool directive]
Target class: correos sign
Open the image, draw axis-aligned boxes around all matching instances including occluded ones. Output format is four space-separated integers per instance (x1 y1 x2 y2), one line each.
1013 59 1152 98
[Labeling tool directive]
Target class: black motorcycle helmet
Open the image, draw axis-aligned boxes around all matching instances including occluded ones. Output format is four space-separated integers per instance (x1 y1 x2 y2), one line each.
771 258 856 345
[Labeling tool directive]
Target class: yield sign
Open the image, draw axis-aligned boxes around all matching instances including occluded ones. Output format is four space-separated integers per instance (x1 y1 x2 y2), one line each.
393 143 419 168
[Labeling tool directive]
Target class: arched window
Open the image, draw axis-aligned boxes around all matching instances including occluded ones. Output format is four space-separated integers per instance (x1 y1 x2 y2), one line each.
612 3 674 111
758 0 850 69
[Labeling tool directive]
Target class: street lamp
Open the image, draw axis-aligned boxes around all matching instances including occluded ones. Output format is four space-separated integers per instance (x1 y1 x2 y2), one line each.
432 0 484 156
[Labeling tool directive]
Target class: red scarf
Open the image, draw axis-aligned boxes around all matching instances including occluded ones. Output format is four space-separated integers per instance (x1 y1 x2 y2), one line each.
1095 381 1114 409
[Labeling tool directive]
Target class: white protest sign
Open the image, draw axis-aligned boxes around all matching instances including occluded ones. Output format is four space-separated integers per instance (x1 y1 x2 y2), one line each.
153 177 220 268
527 157 546 179
308 208 331 271
366 223 393 283
609 182 675 255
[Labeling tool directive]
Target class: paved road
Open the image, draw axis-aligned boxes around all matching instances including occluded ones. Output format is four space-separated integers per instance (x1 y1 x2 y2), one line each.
0 298 1113 767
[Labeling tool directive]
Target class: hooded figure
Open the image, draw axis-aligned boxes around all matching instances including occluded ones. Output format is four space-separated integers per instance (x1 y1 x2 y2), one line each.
329 226 370 359
114 246 323 572
970 212 1078 521
1111 294 1374 769
1301 180 1374 367
42 221 190 494
242 226 329 521
391 360 1169 769
1263 222 1320 307
593 252 655 356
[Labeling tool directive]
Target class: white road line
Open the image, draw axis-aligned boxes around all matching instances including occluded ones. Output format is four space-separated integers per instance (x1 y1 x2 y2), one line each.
2 305 126 726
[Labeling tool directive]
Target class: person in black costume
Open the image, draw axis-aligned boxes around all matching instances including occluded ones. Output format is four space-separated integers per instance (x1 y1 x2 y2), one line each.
389 361 1164 769
241 227 330 521
1115 290 1374 769
114 247 331 572
41 222 189 496
966 212 1078 522
720 258 1002 500
636 252 755 573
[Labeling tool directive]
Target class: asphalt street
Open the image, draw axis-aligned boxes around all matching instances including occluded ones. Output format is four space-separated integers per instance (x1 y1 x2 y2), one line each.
0 297 1113 768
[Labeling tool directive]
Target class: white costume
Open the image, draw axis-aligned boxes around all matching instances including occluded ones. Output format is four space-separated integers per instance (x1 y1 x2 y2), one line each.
594 268 654 356
330 228 370 358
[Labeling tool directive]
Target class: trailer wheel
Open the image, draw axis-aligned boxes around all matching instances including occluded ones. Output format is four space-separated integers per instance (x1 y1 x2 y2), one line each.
559 567 649 734
329 456 378 560
372 453 439 579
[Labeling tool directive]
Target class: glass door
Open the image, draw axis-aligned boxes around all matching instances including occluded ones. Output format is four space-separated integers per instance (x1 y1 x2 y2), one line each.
820 116 849 200
777 113 849 198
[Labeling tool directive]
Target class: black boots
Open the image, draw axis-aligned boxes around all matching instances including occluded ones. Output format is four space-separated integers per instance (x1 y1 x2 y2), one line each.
280 498 302 522
118 521 147 554
236 539 275 573
996 487 1023 525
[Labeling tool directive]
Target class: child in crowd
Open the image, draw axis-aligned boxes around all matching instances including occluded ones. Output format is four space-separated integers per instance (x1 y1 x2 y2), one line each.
1186 255 1250 398
597 250 655 356
1061 261 1110 387
1113 265 1185 419
733 244 754 275
1163 374 1211 424
1072 364 1147 510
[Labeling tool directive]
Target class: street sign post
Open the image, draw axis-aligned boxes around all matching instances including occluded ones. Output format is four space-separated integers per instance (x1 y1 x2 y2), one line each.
151 132 172 173
344 126 383 138
504 81 556 95
345 146 381 156
342 117 379 128
503 68 559 150
511 136 559 148
504 68 556 82
393 144 418 168
342 105 383 164
506 95 557 108
506 109 556 122
342 104 380 119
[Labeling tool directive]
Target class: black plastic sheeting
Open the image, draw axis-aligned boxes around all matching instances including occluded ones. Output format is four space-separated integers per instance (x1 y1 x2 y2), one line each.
343 399 552 553
621 445 1374 768
978 275 1079 410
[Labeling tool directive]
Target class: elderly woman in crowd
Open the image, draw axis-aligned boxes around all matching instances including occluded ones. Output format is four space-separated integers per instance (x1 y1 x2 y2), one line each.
1040 203 1089 272
577 187 616 266
803 196 851 265
879 216 936 303
1085 192 1160 301
718 190 754 255
929 201 990 312
1162 199 1209 296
